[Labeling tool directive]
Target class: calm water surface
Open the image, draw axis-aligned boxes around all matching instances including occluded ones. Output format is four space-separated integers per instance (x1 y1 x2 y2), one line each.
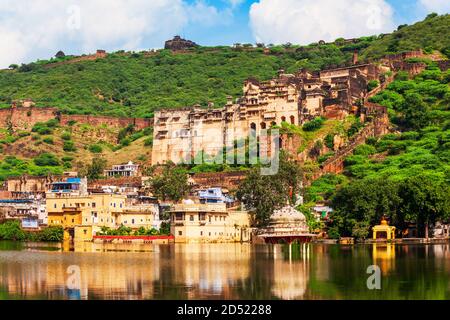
0 241 449 300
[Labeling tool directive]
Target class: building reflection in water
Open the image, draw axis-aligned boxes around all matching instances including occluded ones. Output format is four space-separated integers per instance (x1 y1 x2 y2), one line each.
0 242 314 300
2 242 450 299
0 243 254 300
372 243 396 275
270 243 311 300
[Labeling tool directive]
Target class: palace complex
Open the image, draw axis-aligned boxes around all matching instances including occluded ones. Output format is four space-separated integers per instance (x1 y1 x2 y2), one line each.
151 60 382 165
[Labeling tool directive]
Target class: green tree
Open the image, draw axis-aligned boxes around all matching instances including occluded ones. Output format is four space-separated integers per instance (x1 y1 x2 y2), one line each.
399 92 430 130
330 178 401 236
398 175 450 239
352 221 370 240
80 158 107 180
149 162 190 202
0 220 26 241
236 151 302 227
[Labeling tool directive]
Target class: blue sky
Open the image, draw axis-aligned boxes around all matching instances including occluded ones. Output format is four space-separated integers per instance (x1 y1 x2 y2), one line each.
0 0 448 68
182 0 446 46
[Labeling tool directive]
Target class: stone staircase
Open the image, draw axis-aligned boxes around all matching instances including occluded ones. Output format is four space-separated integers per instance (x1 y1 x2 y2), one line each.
306 77 394 184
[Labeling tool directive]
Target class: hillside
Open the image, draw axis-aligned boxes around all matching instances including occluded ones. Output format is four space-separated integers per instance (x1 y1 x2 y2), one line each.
0 121 153 181
361 13 450 60
0 14 448 118
304 62 449 238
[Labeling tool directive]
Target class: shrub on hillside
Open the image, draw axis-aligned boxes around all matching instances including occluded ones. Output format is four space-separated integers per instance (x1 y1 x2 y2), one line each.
43 137 54 145
303 117 325 131
61 132 72 141
34 153 60 166
63 141 76 152
89 144 103 153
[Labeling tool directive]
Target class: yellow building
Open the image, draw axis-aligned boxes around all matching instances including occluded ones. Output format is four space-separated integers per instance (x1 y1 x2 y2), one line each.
114 204 158 230
169 203 251 243
46 192 126 240
372 217 396 241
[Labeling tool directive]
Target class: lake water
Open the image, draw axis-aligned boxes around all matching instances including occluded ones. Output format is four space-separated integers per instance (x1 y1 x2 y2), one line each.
0 241 449 300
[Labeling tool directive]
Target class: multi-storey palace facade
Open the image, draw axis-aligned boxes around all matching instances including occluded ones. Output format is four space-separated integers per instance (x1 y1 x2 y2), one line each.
152 64 380 165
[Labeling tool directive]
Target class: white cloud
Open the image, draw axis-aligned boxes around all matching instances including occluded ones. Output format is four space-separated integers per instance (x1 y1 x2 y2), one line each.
249 0 395 45
418 0 450 14
187 1 233 27
0 0 223 68
227 0 246 8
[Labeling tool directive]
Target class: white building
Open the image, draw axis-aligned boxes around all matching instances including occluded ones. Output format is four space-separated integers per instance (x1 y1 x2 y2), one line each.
104 161 140 177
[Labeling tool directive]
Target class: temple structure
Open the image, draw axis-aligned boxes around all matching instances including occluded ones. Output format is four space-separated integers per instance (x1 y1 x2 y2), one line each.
258 206 316 244
372 217 396 241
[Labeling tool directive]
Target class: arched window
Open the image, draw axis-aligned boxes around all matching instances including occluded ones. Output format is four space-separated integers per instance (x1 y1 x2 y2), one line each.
281 116 286 122
261 122 266 129
250 123 256 130
290 115 295 125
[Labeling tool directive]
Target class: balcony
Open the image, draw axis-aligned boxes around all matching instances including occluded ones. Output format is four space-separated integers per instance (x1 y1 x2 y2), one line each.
171 203 227 213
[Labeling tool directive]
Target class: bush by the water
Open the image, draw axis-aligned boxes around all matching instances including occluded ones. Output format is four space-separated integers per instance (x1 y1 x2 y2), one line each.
98 224 171 236
0 220 63 242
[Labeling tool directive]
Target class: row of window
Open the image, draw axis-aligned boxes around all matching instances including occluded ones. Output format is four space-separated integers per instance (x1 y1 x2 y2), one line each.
177 231 241 237
250 115 295 130
53 202 123 209
174 214 227 222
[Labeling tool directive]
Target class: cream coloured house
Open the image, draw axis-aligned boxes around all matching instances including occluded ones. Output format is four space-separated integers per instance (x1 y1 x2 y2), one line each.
169 203 251 243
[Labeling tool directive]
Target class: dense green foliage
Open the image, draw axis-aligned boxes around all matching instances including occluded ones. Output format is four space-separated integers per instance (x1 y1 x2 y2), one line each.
88 144 103 153
330 175 449 238
361 13 450 59
236 152 303 227
0 15 446 118
98 225 170 236
303 117 325 131
0 221 63 242
78 158 107 180
32 119 59 135
0 46 348 117
0 156 63 181
327 64 450 238
148 162 191 202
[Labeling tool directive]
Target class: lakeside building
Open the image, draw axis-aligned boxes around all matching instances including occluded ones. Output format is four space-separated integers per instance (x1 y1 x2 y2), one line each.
169 202 251 243
258 206 316 244
104 161 140 178
0 198 47 228
46 177 162 241
118 196 161 230
46 177 125 240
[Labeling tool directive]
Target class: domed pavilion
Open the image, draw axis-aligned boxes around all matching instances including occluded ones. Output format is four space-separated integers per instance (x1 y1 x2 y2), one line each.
259 206 316 244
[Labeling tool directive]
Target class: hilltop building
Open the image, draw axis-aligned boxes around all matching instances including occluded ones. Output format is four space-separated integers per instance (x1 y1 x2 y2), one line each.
165 36 198 51
152 64 380 165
